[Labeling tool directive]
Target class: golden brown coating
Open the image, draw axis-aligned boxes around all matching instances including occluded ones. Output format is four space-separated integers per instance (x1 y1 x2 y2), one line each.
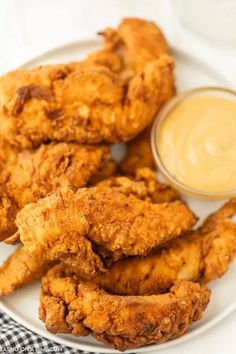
39 263 210 351
120 73 175 175
0 190 18 242
102 17 171 73
92 199 236 295
0 19 174 148
110 18 176 174
4 143 111 208
0 139 18 171
120 127 156 174
0 143 111 242
88 159 117 185
97 167 180 203
0 141 19 240
1 170 179 296
16 185 196 276
0 246 52 297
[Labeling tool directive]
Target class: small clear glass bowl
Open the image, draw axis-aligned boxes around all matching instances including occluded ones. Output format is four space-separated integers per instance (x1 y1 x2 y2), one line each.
151 86 236 200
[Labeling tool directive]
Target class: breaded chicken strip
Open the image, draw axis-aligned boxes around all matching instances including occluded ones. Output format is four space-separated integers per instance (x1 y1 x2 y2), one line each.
39 263 210 351
16 186 196 276
0 142 111 241
0 19 174 148
101 18 172 73
0 171 180 297
92 199 236 295
0 246 52 297
106 19 175 174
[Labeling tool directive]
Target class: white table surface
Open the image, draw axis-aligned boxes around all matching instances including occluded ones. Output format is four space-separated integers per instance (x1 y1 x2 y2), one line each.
0 1 235 353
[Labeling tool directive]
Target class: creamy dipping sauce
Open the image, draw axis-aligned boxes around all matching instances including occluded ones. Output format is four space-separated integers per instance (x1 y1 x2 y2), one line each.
157 95 236 193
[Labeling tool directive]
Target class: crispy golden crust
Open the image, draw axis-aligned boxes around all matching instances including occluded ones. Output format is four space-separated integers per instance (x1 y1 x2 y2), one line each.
39 263 210 351
0 247 52 297
88 159 117 185
0 190 18 241
0 19 174 148
102 18 171 72
120 127 155 173
0 143 111 242
92 199 236 295
97 167 180 203
5 143 111 208
0 139 18 172
120 83 175 175
16 185 196 276
109 18 176 174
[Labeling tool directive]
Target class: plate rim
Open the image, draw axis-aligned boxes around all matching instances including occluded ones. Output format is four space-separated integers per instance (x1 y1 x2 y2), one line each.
0 37 234 353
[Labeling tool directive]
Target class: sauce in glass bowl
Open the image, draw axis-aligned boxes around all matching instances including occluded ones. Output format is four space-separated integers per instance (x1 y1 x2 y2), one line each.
151 87 236 199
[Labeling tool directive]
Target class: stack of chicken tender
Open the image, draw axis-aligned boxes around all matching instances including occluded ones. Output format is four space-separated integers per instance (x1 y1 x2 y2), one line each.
0 18 235 351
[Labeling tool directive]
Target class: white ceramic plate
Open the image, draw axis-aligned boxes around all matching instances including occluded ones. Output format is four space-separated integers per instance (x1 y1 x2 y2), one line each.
0 39 235 354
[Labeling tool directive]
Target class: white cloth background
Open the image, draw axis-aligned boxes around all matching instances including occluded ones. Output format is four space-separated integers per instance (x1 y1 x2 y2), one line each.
0 1 235 353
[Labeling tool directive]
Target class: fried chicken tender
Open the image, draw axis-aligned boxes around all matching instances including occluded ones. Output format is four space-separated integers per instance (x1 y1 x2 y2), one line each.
0 142 111 241
0 170 180 296
0 171 180 297
0 246 52 297
92 199 236 295
39 263 210 351
101 18 172 73
105 19 175 174
16 185 196 276
97 167 180 203
0 19 174 148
